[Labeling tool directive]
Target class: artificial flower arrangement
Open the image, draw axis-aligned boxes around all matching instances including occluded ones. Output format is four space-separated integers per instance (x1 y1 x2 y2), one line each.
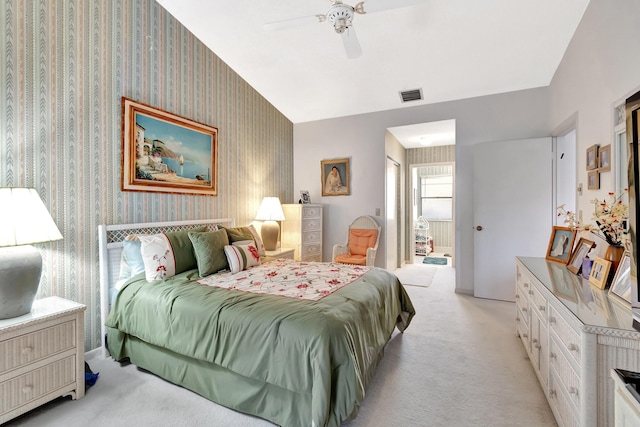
557 189 629 247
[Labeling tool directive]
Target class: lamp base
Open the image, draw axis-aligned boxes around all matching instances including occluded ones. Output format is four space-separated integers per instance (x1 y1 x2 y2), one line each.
0 245 43 319
261 220 280 251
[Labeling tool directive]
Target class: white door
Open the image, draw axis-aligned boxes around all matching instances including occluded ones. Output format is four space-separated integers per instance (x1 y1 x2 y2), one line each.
386 157 399 269
474 138 552 301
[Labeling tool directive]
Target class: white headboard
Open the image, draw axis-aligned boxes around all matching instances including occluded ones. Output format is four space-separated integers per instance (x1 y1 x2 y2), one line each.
98 218 234 357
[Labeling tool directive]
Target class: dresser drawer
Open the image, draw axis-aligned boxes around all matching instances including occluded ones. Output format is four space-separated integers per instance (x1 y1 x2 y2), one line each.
550 337 581 409
530 284 548 316
0 321 76 375
301 219 321 232
548 306 581 364
301 207 322 219
0 355 76 416
515 285 529 321
302 231 321 244
302 243 322 259
549 370 580 427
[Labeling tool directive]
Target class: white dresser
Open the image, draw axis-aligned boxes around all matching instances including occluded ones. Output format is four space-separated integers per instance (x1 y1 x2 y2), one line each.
516 257 640 427
281 204 323 262
611 369 640 426
0 297 86 423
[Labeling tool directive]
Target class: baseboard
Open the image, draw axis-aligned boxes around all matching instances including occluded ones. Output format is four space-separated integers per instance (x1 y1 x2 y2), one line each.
85 347 107 360
454 288 473 296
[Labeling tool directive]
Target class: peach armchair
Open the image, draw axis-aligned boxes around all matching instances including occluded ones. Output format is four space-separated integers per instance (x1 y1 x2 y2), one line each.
332 215 381 266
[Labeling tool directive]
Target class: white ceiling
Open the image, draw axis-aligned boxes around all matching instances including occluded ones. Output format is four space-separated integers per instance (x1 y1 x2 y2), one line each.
156 0 589 146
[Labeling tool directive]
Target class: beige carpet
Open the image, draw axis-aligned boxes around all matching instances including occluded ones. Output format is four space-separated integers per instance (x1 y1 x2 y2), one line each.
6 266 556 427
393 263 438 287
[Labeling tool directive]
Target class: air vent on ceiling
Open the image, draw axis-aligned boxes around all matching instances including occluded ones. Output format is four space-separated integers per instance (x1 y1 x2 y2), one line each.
399 88 423 103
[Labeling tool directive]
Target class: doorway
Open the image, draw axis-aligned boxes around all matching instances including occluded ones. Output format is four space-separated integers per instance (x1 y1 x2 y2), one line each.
410 163 454 266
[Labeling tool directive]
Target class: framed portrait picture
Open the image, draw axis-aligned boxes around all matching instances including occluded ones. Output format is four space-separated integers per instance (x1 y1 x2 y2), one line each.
589 256 612 289
546 226 577 264
300 190 311 204
587 170 600 190
321 158 350 196
567 237 595 274
586 144 599 171
121 97 218 196
598 144 611 172
609 251 632 303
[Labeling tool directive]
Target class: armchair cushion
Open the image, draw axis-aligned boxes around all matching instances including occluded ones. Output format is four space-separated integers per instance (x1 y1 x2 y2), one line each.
335 253 367 265
349 229 378 256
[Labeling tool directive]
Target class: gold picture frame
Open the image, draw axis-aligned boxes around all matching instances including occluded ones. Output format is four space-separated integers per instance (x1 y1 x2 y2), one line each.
121 97 218 196
567 237 595 274
546 226 577 264
321 158 350 196
598 144 611 172
589 256 612 290
609 251 632 303
586 144 599 170
587 170 600 190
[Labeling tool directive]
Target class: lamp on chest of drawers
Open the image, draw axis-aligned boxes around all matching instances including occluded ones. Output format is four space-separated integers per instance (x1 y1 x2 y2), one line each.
0 188 63 319
255 197 285 251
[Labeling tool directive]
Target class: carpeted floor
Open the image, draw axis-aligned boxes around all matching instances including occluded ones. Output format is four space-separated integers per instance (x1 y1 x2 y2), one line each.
6 266 556 427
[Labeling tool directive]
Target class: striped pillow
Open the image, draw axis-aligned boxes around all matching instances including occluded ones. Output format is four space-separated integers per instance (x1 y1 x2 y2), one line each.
224 244 261 273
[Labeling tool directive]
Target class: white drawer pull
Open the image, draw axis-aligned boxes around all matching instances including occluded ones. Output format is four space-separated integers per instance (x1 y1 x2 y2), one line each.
521 333 528 338
529 290 534 296
516 317 520 322
22 386 33 394
550 352 556 359
21 346 33 355
569 387 578 396
524 282 529 288
522 307 528 312
549 317 556 324
568 343 578 352
538 305 545 311
549 389 556 398
515 294 520 299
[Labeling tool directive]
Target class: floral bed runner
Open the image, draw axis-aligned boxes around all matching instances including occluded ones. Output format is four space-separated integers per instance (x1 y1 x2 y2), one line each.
197 259 371 301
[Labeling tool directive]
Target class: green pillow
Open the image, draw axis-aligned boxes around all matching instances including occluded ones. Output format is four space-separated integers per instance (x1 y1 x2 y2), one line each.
165 226 207 274
220 225 254 243
188 229 230 277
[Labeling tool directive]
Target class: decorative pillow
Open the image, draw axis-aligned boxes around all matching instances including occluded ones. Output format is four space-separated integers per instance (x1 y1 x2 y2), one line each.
188 229 230 277
349 229 378 256
117 238 145 280
137 226 207 282
224 244 261 273
220 225 255 244
139 234 177 281
246 224 266 257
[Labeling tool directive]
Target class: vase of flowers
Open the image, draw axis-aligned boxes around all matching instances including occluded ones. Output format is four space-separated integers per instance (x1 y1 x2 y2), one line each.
591 190 629 273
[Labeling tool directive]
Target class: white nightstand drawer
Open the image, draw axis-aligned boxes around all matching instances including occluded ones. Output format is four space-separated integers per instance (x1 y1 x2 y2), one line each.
301 219 321 232
550 337 581 408
301 207 322 219
0 321 76 375
0 355 76 416
302 231 321 244
302 243 322 258
548 306 581 364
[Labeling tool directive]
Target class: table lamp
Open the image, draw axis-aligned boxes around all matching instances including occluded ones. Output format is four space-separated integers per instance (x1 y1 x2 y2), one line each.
255 197 285 251
0 188 63 319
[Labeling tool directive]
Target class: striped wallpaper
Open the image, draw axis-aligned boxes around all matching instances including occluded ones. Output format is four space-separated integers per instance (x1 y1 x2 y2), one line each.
0 0 293 350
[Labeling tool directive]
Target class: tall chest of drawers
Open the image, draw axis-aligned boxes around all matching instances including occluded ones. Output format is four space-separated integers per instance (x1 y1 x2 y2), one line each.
281 204 323 262
0 297 86 423
516 257 640 427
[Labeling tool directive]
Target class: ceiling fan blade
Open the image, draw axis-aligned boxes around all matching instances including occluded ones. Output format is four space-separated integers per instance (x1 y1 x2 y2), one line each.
356 0 423 14
264 14 324 31
342 27 362 59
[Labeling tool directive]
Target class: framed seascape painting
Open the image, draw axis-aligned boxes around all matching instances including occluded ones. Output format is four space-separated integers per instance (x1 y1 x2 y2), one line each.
546 226 577 264
321 158 350 196
121 97 218 196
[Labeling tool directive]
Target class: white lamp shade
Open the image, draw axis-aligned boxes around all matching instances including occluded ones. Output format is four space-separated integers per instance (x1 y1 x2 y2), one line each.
255 197 285 221
0 188 63 247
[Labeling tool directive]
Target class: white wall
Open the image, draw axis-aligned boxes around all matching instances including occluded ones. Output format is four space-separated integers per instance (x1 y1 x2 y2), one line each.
550 0 640 258
294 88 550 293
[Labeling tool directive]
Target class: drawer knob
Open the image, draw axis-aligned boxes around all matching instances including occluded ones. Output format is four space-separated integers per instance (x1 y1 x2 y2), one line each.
22 386 33 394
549 317 556 324
550 389 556 398
515 295 520 299
538 305 545 312
529 290 534 296
568 343 578 352
522 307 528 312
524 283 529 288
516 317 520 322
569 387 578 396
22 346 33 355
522 333 528 338
550 352 556 359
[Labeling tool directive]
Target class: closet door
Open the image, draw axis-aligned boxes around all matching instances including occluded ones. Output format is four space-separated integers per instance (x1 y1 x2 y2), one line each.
473 137 552 301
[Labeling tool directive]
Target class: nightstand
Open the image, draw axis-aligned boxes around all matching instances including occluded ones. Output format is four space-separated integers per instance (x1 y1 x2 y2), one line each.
0 296 86 424
265 248 295 260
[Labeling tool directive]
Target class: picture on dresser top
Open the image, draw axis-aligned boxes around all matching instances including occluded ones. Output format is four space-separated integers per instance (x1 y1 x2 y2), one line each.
546 226 576 264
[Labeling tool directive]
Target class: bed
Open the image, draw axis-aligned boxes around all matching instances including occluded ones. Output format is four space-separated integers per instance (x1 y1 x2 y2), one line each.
99 219 415 427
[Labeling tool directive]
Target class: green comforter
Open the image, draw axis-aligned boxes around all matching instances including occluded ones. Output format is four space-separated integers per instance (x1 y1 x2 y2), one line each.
106 266 415 427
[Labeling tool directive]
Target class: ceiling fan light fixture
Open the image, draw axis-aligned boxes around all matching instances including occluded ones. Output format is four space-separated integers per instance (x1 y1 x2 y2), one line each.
327 2 355 33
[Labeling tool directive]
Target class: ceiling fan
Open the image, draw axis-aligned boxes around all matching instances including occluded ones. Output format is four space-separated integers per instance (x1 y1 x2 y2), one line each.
264 0 421 59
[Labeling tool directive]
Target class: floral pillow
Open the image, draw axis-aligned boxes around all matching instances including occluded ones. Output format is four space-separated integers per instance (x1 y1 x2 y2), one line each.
224 244 261 273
